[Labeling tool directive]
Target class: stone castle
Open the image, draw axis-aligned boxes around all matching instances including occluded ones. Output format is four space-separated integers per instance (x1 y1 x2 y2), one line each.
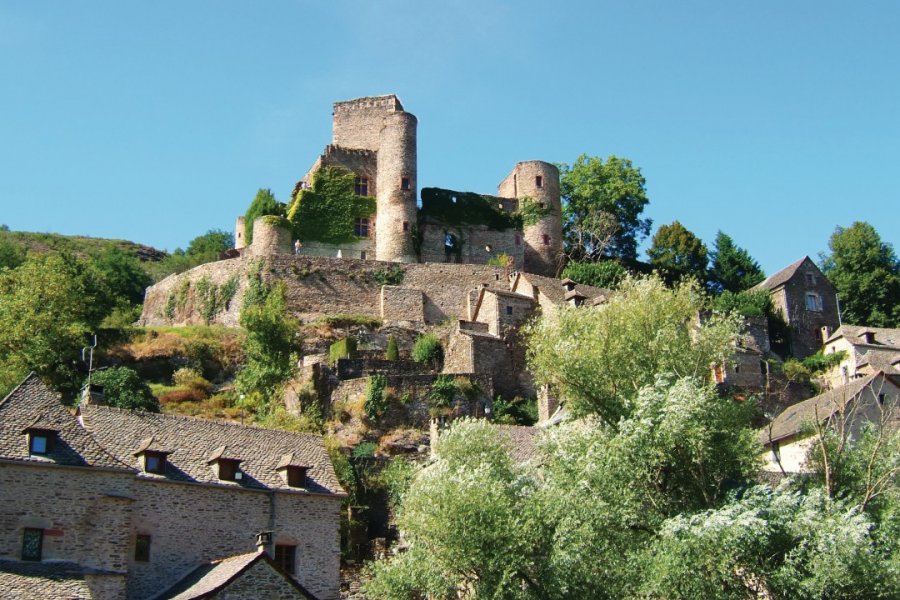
235 95 564 278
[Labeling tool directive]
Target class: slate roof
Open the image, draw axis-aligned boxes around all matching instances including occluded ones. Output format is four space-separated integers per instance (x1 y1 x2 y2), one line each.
758 372 895 444
79 405 345 496
0 560 113 600
154 552 317 600
751 256 833 293
824 325 900 350
0 375 133 471
512 272 611 307
496 425 540 464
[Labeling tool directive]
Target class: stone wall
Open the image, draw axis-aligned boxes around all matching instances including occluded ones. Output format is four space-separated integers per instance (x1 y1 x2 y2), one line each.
375 110 417 262
381 285 424 323
250 219 293 257
332 95 403 151
444 330 519 398
771 270 840 358
300 239 374 261
215 557 308 599
419 219 524 270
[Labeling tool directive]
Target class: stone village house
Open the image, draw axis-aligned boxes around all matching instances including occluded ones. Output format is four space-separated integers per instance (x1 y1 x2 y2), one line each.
0 375 345 599
822 325 900 388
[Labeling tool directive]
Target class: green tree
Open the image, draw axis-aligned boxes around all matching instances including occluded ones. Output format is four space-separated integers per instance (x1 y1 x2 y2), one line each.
411 333 444 371
647 220 708 285
88 367 159 412
707 231 765 293
0 234 25 270
558 154 651 261
526 275 739 424
90 246 152 306
186 229 234 259
560 260 628 289
385 335 399 361
243 188 284 245
234 282 301 410
821 221 900 327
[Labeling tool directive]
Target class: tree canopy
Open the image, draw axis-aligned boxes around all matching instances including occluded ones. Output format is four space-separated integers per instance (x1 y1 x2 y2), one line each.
186 229 234 259
88 366 159 412
243 188 284 245
707 231 765 293
647 220 708 285
559 155 651 261
821 221 900 327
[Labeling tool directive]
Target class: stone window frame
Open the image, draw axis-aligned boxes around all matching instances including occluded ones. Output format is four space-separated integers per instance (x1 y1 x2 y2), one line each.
274 544 297 575
143 451 168 475
135 534 151 562
354 218 371 238
400 177 411 191
22 528 43 561
805 272 817 285
804 292 822 312
354 177 369 197
27 431 53 455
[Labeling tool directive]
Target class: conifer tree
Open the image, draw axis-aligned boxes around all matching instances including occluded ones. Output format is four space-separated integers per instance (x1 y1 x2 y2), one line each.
707 231 765 293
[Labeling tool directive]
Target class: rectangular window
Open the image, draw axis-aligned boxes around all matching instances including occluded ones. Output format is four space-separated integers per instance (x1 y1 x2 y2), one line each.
218 460 238 481
22 528 43 561
805 272 816 285
354 218 370 238
360 251 367 260
135 535 151 562
144 453 166 474
286 467 307 488
515 235 521 246
506 305 513 316
542 234 550 246
274 544 296 575
403 221 409 232
535 175 543 188
354 177 369 196
879 394 886 405
400 177 411 191
29 434 49 455
805 293 821 311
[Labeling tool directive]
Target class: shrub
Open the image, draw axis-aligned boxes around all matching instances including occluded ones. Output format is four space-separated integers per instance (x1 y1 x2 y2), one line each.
329 337 358 365
365 375 388 421
412 333 443 370
492 396 538 426
320 314 382 330
159 388 207 405
256 406 323 434
385 335 399 361
428 375 457 409
88 367 159 412
353 441 378 458
172 367 213 396
710 289 772 318
562 260 628 289
371 265 405 286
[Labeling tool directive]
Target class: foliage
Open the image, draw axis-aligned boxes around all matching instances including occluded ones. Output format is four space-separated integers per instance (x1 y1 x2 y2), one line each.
427 375 457 410
186 229 233 259
821 221 900 327
88 366 159 412
172 367 213 396
194 276 219 323
244 188 284 245
329 337 358 365
561 260 627 289
411 333 443 371
89 246 152 306
233 282 300 411
526 275 739 423
287 167 376 244
353 441 378 458
0 234 25 270
559 154 651 260
370 265 405 286
515 196 552 227
419 188 520 231
710 289 772 318
492 395 538 426
487 252 514 268
385 335 399 361
317 314 382 330
783 350 848 384
241 260 269 310
365 375 388 420
378 456 418 509
256 405 323 435
647 220 708 285
707 231 765 293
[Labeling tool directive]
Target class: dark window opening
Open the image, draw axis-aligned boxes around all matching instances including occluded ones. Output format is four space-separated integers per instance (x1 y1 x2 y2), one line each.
538 202 545 209
218 459 239 481
135 535 151 562
274 544 296 575
286 467 308 488
354 177 369 196
542 234 550 246
535 175 543 188
401 177 411 191
735 364 741 373
879 394 886 405
354 218 370 238
403 221 409 232
360 251 367 260
506 305 513 316
22 528 43 561
760 360 768 375
515 235 521 246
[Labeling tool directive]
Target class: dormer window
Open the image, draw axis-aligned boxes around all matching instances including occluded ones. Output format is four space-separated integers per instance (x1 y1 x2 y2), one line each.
23 421 57 456
276 453 310 488
134 437 172 475
208 446 242 481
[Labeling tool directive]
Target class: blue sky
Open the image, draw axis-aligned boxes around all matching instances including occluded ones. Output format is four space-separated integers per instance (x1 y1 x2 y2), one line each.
1 1 897 275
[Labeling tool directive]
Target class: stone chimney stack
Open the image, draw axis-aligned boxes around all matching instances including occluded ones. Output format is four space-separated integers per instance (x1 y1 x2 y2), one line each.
80 384 106 406
255 531 273 555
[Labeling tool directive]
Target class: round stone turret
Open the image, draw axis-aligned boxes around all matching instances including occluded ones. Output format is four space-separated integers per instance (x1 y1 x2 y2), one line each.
375 110 418 263
499 161 563 277
235 216 247 251
249 217 292 257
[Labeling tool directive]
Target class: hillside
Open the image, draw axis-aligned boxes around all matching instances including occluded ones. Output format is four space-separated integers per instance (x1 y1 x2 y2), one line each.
0 228 166 262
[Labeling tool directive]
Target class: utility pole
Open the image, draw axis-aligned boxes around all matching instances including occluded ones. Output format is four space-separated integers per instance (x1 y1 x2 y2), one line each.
82 334 97 386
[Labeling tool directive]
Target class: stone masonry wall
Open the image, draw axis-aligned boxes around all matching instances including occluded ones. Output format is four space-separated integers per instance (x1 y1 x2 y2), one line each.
419 220 524 270
381 285 424 322
214 557 307 599
771 270 839 358
332 95 403 151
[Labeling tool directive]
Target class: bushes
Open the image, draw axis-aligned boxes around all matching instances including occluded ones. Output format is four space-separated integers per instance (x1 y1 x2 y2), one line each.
88 367 159 412
385 335 399 361
329 337 358 365
710 289 772 318
427 375 457 411
412 333 443 370
370 265 405 286
365 375 389 420
562 260 628 289
319 314 382 330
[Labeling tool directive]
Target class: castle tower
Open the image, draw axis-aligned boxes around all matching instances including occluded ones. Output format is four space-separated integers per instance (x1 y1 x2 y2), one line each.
498 161 563 277
375 109 418 262
234 216 246 251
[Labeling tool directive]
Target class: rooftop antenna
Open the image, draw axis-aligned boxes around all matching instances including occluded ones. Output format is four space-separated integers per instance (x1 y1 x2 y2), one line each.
82 334 98 386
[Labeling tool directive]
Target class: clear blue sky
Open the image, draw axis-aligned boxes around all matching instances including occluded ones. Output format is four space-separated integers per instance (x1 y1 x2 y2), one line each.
2 1 898 275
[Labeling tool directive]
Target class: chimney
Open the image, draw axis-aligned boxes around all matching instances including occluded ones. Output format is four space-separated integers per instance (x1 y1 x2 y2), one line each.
821 325 833 342
80 384 106 406
255 531 273 555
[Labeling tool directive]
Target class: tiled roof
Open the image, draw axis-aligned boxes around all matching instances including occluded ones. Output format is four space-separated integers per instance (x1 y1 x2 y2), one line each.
79 404 345 496
758 372 893 444
154 552 317 600
751 256 831 292
824 325 900 349
513 272 611 307
496 425 540 464
0 375 133 471
0 560 109 600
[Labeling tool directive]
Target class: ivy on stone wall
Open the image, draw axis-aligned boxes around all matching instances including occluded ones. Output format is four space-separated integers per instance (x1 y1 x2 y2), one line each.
516 195 552 226
287 167 376 245
419 188 522 231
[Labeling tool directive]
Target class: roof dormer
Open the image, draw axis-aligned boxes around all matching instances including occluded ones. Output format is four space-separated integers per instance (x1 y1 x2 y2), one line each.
860 329 876 345
133 436 172 475
22 417 57 456
560 278 577 293
564 289 586 307
208 446 243 481
276 453 311 489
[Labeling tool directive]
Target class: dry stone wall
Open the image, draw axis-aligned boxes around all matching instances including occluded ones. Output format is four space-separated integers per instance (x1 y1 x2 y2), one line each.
419 220 524 270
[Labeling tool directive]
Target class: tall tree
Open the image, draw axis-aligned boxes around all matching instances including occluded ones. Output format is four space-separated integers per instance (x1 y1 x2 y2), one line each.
646 220 708 285
559 155 651 261
821 221 900 327
186 229 234 258
707 231 765 293
243 188 284 245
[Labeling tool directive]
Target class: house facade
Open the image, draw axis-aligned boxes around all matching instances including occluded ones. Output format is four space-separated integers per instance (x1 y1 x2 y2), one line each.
822 325 900 387
0 375 344 600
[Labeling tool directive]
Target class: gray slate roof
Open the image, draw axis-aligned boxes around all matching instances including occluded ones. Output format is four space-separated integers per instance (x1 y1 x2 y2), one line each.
496 425 540 464
0 375 133 471
79 405 345 496
513 272 611 307
0 560 107 600
154 552 316 600
824 324 900 350
751 256 833 293
758 372 890 444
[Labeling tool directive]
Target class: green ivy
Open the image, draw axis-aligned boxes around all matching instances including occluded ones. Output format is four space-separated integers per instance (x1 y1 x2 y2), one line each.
370 265 405 286
364 375 388 420
164 292 176 319
427 375 457 408
515 196 552 226
287 167 376 245
219 275 239 308
420 188 521 231
175 279 191 312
